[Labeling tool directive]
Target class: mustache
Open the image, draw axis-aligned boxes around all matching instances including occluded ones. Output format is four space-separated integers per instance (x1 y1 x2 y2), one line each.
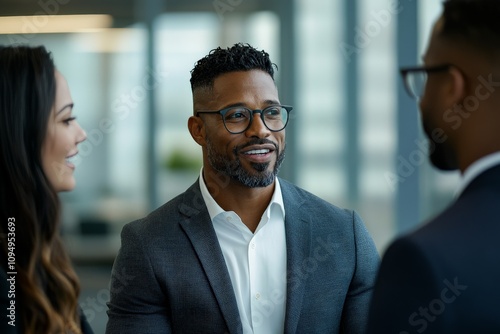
234 138 279 154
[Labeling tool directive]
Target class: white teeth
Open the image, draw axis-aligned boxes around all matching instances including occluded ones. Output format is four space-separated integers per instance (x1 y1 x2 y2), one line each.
66 155 77 164
245 149 270 155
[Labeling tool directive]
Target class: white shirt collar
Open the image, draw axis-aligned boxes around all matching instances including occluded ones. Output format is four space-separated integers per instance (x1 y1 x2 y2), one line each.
200 167 287 333
198 168 285 221
455 151 500 197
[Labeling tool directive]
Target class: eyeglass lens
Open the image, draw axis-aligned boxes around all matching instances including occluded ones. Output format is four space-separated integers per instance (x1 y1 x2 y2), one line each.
223 106 288 133
406 72 428 99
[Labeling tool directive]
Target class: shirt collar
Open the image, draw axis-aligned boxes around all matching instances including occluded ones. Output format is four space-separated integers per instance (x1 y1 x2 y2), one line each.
455 151 500 197
198 168 285 220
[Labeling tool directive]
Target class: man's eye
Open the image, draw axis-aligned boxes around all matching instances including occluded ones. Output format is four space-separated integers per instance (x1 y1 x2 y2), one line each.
226 109 249 120
264 107 282 119
265 107 280 115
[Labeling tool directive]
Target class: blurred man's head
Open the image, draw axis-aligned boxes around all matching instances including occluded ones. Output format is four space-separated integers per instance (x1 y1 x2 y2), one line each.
419 0 500 171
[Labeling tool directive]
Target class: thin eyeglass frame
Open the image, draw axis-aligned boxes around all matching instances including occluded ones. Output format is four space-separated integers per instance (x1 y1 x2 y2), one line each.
400 64 452 99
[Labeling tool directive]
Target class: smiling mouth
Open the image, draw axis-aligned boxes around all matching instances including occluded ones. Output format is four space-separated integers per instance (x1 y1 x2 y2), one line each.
65 152 79 166
244 149 271 155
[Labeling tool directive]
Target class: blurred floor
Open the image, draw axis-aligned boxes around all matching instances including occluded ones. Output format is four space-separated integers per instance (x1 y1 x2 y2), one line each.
75 263 113 334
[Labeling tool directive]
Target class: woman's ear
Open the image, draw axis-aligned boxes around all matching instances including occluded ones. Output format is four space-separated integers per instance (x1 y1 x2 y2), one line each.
188 116 206 146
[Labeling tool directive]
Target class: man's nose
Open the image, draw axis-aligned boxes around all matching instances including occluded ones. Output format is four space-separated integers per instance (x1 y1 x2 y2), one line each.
245 112 270 138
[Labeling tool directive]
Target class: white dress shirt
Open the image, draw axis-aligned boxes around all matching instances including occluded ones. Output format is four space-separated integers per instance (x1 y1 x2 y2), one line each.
199 169 287 334
455 151 500 197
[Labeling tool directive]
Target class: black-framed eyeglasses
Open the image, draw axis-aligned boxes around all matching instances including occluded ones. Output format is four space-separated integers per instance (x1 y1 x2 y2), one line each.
400 64 452 100
196 105 293 134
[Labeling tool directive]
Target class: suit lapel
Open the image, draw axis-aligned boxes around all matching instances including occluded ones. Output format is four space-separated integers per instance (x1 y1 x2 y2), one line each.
178 182 243 334
177 179 313 334
280 179 312 334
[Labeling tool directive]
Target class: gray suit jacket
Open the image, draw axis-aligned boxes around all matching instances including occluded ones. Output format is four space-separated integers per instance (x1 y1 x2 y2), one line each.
106 178 379 334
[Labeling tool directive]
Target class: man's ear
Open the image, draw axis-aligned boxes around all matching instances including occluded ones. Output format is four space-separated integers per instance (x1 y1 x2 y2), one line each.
445 66 466 106
188 116 206 146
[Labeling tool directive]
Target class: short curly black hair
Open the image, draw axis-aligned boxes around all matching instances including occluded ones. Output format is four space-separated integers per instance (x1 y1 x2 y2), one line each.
190 43 277 91
440 0 500 56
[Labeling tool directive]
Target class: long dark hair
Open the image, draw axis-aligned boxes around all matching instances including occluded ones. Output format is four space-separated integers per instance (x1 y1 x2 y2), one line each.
0 45 81 333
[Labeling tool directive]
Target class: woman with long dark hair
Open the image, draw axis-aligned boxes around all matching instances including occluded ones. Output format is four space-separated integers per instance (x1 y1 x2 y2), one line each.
0 45 91 333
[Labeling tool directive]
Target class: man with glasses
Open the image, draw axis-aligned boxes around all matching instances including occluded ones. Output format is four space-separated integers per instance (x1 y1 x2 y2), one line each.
106 43 379 333
368 1 500 333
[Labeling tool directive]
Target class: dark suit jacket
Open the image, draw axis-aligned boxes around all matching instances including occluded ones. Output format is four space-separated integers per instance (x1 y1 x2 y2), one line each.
0 267 94 334
106 178 379 334
367 164 500 333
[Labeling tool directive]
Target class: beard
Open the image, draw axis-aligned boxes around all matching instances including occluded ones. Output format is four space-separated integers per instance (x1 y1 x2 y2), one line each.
206 137 285 188
423 121 457 171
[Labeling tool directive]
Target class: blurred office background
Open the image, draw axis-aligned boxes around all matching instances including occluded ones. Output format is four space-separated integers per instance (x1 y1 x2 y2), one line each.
1 0 460 332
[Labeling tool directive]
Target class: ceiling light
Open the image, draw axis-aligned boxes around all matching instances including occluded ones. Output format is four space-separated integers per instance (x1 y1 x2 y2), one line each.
0 14 113 34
